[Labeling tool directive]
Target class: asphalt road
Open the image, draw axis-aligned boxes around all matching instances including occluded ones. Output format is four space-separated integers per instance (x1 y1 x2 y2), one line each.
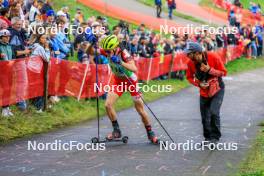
0 68 264 176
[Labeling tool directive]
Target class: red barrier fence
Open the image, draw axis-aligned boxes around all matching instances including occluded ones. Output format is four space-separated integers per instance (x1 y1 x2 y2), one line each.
0 45 244 107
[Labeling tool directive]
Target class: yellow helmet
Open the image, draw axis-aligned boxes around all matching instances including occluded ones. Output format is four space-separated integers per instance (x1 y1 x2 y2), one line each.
100 35 119 50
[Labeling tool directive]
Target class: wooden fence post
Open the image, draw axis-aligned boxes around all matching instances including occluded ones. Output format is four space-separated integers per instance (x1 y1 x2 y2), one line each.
43 61 49 111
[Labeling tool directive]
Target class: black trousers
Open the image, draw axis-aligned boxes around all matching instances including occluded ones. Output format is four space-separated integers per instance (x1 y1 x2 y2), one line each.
156 5 162 17
200 88 225 140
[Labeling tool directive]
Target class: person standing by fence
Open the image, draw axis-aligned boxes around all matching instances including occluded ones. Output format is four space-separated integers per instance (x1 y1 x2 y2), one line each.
30 32 50 113
9 17 31 111
0 29 14 117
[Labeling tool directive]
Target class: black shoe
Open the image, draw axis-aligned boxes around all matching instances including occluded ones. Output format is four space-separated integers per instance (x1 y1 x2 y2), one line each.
206 139 219 150
201 138 210 146
210 138 219 144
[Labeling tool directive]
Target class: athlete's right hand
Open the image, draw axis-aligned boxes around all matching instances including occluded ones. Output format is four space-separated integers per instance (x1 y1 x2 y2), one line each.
111 55 121 64
200 82 209 89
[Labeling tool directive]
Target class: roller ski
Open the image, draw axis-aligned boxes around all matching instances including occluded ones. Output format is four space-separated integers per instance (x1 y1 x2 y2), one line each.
105 129 128 144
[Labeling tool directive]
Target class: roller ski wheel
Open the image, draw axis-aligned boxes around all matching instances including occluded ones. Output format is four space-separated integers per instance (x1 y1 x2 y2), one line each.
91 137 99 144
122 136 129 144
105 135 129 144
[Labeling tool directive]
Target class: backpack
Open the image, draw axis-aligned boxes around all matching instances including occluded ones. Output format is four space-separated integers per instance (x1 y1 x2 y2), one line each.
168 0 176 9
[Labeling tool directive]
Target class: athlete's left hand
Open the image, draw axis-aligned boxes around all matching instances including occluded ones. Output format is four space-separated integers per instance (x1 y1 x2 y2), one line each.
111 55 121 64
200 63 210 72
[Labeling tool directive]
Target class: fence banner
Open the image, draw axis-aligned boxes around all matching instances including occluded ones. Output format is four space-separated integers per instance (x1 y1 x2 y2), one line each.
0 45 244 106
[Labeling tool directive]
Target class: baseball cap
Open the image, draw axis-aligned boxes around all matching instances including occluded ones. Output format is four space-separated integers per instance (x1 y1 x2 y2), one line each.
184 42 203 54
46 10 55 17
0 29 11 37
91 22 100 27
57 11 66 17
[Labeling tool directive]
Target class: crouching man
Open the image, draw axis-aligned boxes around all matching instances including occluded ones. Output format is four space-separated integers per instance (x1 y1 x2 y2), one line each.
185 42 227 144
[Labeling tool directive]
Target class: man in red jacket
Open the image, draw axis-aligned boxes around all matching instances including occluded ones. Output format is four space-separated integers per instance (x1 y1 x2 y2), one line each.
185 42 227 144
167 0 176 19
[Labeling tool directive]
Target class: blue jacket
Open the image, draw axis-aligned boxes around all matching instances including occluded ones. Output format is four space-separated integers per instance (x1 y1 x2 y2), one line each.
155 0 162 5
49 38 67 59
49 34 70 59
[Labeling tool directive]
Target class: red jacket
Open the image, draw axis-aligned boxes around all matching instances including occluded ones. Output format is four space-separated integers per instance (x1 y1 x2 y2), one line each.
167 0 175 6
0 16 11 27
186 52 227 97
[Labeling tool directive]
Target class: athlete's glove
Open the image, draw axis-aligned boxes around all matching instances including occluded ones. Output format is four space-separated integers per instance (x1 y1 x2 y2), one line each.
111 55 121 64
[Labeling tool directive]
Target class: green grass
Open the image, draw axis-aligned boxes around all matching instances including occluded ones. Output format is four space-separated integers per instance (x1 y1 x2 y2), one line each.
199 0 227 13
1 57 264 142
240 0 264 10
137 0 210 25
237 123 264 176
0 79 189 142
52 0 138 43
226 57 264 75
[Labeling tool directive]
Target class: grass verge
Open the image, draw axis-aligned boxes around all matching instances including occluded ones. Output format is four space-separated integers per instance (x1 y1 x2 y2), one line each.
137 0 210 25
52 0 138 41
240 0 264 10
236 123 264 176
1 57 264 142
199 0 226 13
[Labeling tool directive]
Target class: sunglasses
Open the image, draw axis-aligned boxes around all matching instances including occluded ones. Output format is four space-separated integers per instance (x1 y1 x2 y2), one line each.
105 50 114 54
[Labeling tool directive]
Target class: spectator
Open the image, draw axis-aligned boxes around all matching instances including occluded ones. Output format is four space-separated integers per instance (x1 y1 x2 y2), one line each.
250 27 258 59
41 0 53 16
30 33 50 62
49 27 69 60
0 0 5 8
234 0 242 8
56 18 72 58
235 9 242 29
112 25 121 36
138 36 150 58
73 22 88 50
228 9 236 26
30 33 50 112
0 7 11 27
137 23 147 37
249 2 259 14
185 42 227 144
74 8 84 26
217 33 225 47
15 1 26 22
0 29 14 117
77 41 90 64
155 0 162 18
130 37 139 57
255 23 263 56
29 0 41 23
167 0 176 19
44 9 55 26
9 17 30 111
